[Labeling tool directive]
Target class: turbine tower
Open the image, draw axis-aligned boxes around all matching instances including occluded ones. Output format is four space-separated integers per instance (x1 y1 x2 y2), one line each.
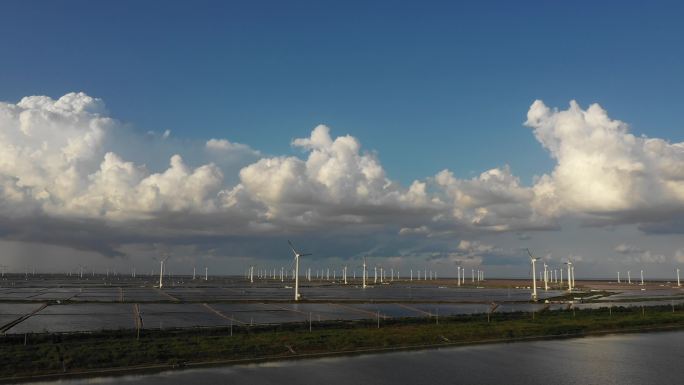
564 261 573 291
362 257 368 289
543 263 549 291
288 240 311 301
527 249 540 301
158 255 168 289
571 264 575 288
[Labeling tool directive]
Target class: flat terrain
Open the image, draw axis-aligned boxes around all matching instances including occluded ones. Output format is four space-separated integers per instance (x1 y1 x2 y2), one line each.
2 275 683 381
1 275 683 334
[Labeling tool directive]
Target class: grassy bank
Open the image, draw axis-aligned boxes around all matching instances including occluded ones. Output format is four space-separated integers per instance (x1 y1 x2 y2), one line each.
2 305 684 381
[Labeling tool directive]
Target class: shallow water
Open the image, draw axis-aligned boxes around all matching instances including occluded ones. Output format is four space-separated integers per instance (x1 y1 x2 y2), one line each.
27 330 684 385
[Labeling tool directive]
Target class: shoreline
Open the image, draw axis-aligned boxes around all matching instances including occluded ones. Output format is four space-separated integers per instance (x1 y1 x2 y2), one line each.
2 306 684 383
7 324 684 384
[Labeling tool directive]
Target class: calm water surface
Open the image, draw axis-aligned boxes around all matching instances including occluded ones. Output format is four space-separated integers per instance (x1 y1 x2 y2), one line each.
30 331 684 385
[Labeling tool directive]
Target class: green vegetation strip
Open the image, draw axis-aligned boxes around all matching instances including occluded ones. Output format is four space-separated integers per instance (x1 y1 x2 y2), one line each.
2 305 684 382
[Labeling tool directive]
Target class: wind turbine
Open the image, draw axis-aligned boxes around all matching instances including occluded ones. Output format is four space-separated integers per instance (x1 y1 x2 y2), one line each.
543 263 549 291
288 240 311 301
527 249 540 301
677 268 681 287
571 264 575 288
564 261 573 291
362 256 368 289
158 255 168 288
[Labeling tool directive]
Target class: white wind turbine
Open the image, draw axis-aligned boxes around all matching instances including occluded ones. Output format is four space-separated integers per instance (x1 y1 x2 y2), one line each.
564 261 573 291
362 256 368 289
527 249 541 301
571 264 575 288
543 262 549 291
288 241 312 301
158 255 168 288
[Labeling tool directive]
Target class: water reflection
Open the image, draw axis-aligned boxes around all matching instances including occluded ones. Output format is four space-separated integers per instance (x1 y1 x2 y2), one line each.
28 331 684 385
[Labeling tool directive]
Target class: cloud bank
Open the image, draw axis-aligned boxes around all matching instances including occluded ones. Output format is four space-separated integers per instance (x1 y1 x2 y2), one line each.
1 92 683 264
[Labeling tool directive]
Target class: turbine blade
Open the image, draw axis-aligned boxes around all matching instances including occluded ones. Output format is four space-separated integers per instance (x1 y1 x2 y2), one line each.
287 240 298 256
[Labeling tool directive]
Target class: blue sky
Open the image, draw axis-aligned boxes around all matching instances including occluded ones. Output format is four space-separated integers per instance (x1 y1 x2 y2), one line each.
1 1 684 277
2 1 683 185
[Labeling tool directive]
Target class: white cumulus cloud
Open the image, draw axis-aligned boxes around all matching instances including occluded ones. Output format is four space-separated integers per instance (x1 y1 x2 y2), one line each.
0 92 253 221
526 100 684 222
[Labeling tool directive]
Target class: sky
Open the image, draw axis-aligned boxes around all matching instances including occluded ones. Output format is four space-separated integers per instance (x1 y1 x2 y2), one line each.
1 0 684 278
